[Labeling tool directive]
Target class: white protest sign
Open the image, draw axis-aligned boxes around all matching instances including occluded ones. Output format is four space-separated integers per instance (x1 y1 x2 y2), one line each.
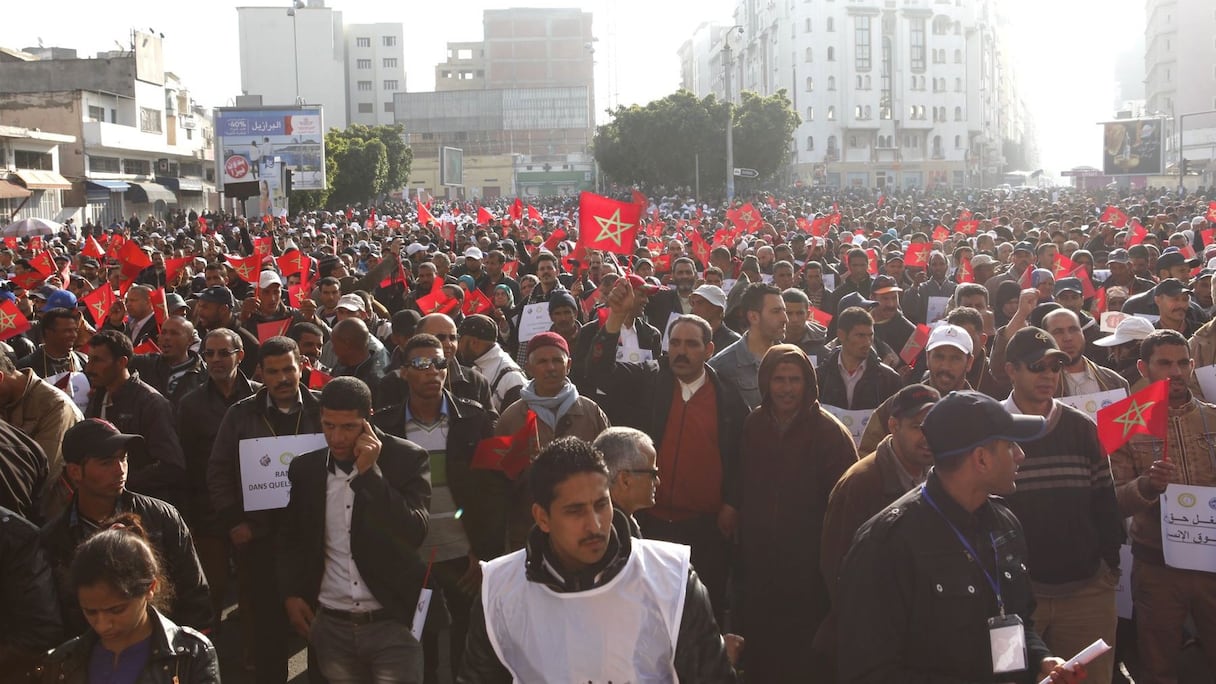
616 347 654 363
1100 311 1127 334
1058 388 1129 423
238 433 327 511
822 405 871 446
1195 364 1216 402
760 273 774 285
822 274 837 291
410 587 433 641
1092 269 1111 282
47 371 90 413
1115 543 1133 620
1161 484 1216 572
660 312 682 352
926 296 951 324
516 303 550 343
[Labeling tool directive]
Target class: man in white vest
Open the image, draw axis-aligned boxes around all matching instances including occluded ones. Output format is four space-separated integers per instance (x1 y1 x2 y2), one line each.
459 436 736 683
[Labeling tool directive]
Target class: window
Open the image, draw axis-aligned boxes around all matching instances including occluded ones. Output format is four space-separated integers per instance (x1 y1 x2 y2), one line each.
933 135 943 157
806 76 814 91
357 59 372 69
358 103 374 114
384 102 394 113
805 18 812 32
382 36 396 47
356 37 370 48
865 75 871 89
806 136 814 151
827 17 834 31
857 75 864 89
828 76 836 90
910 18 926 70
955 134 962 149
865 105 871 119
123 159 150 175
805 47 813 62
806 106 814 120
383 80 398 91
855 16 871 71
827 46 835 61
383 58 398 68
90 156 121 173
88 105 105 122
954 106 963 121
953 49 962 63
850 135 859 148
855 105 863 118
139 107 162 134
14 150 52 170
955 77 963 91
357 81 372 91
827 106 836 120
827 135 838 153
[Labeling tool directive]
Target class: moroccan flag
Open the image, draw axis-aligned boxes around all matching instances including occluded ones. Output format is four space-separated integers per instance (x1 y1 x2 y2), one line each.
10 271 44 292
1207 201 1216 223
932 225 950 242
253 236 273 259
119 241 152 279
1053 253 1077 278
29 236 43 251
417 200 435 227
1019 265 1034 290
307 368 332 390
653 254 672 273
631 190 648 208
3 237 16 250
1125 220 1148 247
1093 287 1108 315
416 280 459 315
809 307 833 327
277 251 311 278
257 319 291 343
1202 229 1215 248
148 288 169 326
957 258 975 284
502 260 519 279
509 198 524 222
1067 266 1097 299
1101 206 1129 229
0 299 31 342
577 192 641 255
527 205 542 222
959 209 973 221
471 410 539 479
477 207 495 225
899 324 932 366
688 231 710 264
462 287 494 316
379 256 408 289
226 254 261 284
82 234 105 259
80 286 115 326
730 202 764 233
905 243 931 269
29 251 56 277
543 228 567 253
866 249 880 275
954 219 979 235
810 216 832 236
288 283 309 308
132 338 161 355
162 256 193 285
1097 380 1168 456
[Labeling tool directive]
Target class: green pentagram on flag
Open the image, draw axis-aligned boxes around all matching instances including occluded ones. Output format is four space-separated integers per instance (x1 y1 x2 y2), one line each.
594 209 634 247
1112 398 1155 438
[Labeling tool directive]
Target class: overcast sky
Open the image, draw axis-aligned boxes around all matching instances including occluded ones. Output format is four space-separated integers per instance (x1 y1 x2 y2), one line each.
2 0 1142 176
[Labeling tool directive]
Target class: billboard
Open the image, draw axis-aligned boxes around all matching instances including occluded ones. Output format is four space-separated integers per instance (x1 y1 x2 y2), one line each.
440 146 464 187
214 107 326 194
1102 118 1164 176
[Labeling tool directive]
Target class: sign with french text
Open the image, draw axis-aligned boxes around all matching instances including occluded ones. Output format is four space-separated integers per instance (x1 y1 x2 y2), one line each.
238 433 327 511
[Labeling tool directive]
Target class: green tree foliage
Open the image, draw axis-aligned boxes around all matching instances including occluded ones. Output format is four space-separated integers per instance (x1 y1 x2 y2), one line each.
593 89 799 193
292 124 412 211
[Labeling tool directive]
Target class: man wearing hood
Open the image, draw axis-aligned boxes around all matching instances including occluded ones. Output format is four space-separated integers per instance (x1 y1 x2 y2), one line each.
460 437 735 682
737 344 857 682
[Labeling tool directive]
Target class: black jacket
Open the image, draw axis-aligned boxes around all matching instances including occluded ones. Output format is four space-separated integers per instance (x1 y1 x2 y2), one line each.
377 360 493 412
276 426 434 626
587 329 747 509
836 472 1051 684
816 347 903 411
0 506 62 676
15 347 87 380
0 418 48 524
39 491 212 636
129 351 208 410
41 608 218 684
85 373 187 508
176 372 262 534
570 317 661 411
197 320 261 377
458 510 736 683
373 391 508 561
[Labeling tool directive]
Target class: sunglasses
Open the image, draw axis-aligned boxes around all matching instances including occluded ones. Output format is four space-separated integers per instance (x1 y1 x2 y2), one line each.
203 348 239 358
407 356 446 371
1027 359 1064 374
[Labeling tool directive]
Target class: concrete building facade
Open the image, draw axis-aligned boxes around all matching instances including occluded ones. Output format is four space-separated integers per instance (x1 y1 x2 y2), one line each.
1145 0 1216 179
679 0 1032 189
0 125 75 223
345 22 406 126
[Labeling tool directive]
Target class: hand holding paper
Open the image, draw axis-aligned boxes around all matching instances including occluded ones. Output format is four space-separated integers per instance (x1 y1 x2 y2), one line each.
1037 639 1108 684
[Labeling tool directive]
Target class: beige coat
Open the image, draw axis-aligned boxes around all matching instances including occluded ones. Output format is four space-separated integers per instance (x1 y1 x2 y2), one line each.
1 369 83 518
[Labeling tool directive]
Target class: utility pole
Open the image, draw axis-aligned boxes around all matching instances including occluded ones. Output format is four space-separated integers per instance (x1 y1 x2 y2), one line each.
724 43 735 203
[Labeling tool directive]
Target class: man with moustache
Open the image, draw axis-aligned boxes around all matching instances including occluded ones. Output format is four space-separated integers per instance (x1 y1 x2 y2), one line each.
1152 278 1202 337
1040 308 1128 397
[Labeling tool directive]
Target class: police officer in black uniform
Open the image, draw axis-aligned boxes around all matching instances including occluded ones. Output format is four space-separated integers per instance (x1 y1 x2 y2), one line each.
835 391 1088 684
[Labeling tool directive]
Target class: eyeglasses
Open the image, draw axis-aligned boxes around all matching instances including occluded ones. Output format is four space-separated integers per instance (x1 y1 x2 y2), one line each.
1027 360 1064 374
203 348 239 358
407 356 447 371
431 334 459 342
626 468 660 478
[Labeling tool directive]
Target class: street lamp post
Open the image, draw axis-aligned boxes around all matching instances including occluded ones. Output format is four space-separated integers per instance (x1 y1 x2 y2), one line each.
287 1 304 103
724 26 743 203
1177 109 1216 194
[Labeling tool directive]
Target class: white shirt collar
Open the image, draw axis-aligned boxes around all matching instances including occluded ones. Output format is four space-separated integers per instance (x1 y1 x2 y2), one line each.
678 368 708 402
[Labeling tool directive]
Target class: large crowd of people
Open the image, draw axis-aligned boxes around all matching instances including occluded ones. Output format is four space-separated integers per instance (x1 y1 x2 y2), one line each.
0 183 1214 683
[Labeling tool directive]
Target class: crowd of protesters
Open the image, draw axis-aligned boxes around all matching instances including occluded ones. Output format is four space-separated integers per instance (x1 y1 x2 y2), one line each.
0 182 1214 683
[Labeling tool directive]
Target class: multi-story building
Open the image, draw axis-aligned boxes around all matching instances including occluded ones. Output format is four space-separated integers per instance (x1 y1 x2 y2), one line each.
0 35 217 225
237 0 349 129
400 7 596 198
1145 0 1216 180
0 124 76 223
679 0 1030 189
345 23 406 126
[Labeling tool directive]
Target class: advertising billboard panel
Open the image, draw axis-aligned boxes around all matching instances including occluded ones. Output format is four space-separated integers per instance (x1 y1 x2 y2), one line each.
215 107 326 195
1102 118 1164 176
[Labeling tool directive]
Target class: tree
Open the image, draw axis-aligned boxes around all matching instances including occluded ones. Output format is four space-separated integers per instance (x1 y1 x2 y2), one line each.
291 124 412 211
593 89 799 194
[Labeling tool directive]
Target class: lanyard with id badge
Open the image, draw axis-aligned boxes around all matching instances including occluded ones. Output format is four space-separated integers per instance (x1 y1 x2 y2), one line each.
922 486 1028 676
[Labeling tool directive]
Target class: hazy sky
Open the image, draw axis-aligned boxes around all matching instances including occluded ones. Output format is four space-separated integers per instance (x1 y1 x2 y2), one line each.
2 0 1142 177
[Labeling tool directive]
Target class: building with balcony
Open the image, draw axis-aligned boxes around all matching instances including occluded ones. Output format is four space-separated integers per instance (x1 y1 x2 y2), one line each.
1145 0 1216 182
679 0 1032 189
0 33 217 225
0 125 76 223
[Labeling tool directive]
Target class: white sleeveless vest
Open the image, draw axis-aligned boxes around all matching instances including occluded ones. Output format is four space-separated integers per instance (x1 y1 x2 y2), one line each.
481 539 691 683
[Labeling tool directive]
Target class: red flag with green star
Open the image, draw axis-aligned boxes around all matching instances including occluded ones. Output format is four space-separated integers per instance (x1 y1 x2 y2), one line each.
577 192 641 255
1096 380 1168 456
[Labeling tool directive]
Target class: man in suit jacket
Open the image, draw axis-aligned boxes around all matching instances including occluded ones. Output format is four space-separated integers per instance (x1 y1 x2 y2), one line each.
278 376 434 683
103 284 160 348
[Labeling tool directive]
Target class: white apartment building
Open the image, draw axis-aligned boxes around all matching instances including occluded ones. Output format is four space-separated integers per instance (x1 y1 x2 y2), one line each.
1145 0 1216 178
237 1 349 129
680 0 1031 189
345 23 406 126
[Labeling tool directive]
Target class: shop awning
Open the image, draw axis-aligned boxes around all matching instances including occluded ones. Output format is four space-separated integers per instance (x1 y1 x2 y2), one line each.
0 179 31 200
10 169 72 190
125 181 178 205
155 176 205 192
86 179 130 192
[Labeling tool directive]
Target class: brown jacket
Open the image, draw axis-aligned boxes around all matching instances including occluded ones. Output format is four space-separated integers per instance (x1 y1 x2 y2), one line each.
0 369 83 519
1187 317 1216 400
1110 398 1216 564
1054 356 1129 397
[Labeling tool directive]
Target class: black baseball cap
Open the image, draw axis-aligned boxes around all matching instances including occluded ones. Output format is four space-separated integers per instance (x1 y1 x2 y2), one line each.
1053 277 1083 296
872 275 902 295
839 291 878 310
1156 249 1200 270
458 314 498 342
922 390 1047 459
1106 248 1130 264
62 418 145 464
1154 278 1193 297
890 384 941 419
198 286 236 309
1005 326 1070 366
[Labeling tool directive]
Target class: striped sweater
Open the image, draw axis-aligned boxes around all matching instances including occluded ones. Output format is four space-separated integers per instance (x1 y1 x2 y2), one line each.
1000 397 1126 591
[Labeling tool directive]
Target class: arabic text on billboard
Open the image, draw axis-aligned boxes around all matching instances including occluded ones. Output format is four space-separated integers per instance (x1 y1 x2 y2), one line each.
1102 119 1164 176
216 108 327 191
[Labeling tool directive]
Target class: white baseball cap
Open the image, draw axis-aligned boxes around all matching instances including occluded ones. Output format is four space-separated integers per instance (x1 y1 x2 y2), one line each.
690 284 727 311
1094 316 1156 347
406 243 427 256
258 270 282 290
463 246 484 260
336 293 366 312
925 324 973 355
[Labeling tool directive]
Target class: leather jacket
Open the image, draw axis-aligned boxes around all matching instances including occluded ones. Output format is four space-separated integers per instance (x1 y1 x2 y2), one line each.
40 608 218 684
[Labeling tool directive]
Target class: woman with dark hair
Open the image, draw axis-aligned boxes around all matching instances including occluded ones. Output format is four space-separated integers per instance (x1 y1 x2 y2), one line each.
993 279 1022 328
41 513 220 684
